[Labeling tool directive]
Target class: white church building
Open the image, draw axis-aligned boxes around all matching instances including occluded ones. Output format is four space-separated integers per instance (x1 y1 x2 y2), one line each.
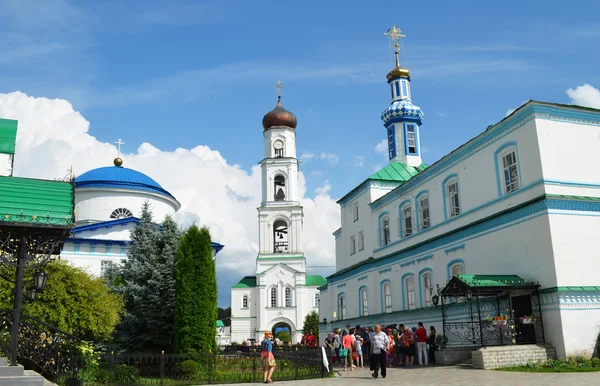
230 94 326 344
318 27 600 359
60 155 224 276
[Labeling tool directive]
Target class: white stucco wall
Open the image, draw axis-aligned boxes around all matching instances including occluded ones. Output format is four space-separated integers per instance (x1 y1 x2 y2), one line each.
0 153 12 177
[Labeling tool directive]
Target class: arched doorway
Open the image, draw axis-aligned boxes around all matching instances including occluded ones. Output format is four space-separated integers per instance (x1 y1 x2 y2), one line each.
272 321 292 344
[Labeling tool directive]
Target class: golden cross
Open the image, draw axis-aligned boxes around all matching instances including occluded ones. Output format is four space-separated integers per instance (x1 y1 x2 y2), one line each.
385 25 406 53
274 80 285 96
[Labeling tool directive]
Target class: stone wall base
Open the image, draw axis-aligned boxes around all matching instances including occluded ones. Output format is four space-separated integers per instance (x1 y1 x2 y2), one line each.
472 344 557 369
437 347 474 366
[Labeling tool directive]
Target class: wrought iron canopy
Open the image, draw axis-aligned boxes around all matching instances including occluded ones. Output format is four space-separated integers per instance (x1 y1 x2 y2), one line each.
441 274 540 297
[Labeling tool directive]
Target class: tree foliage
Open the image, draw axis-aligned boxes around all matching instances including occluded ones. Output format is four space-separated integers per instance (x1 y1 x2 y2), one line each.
302 311 319 337
112 202 180 352
174 225 217 354
0 259 123 341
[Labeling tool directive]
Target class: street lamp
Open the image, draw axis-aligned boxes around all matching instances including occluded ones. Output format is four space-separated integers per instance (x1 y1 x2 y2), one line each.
25 287 37 302
34 270 48 291
432 284 441 307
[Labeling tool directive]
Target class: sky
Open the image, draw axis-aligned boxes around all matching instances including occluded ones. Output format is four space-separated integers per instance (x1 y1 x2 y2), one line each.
1 0 600 307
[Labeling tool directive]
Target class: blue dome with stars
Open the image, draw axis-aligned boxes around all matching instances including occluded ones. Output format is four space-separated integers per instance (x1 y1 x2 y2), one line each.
75 161 175 199
381 99 424 126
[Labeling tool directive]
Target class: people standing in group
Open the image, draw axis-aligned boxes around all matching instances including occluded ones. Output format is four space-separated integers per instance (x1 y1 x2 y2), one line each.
415 322 428 366
386 329 396 365
261 331 276 383
428 326 437 365
342 328 356 371
354 335 364 368
370 324 389 379
395 324 405 366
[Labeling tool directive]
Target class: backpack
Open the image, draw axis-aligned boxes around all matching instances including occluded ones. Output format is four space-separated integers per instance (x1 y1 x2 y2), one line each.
333 335 341 349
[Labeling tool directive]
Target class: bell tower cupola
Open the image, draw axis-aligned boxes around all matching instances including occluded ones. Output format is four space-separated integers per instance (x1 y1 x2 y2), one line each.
381 26 424 167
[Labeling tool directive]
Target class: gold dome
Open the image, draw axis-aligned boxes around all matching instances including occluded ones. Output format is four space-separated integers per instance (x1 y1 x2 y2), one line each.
114 157 123 167
387 66 411 81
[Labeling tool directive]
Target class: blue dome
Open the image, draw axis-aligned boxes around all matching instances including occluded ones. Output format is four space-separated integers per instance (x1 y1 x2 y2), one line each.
381 100 424 125
75 166 175 198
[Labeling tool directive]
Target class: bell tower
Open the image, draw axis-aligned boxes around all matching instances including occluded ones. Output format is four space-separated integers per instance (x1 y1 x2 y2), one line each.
257 81 305 261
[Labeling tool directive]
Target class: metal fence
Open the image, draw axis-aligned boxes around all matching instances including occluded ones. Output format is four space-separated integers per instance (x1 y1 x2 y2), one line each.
58 346 330 385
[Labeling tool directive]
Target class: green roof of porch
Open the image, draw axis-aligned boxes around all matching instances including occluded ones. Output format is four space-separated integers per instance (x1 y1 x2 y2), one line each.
456 274 530 287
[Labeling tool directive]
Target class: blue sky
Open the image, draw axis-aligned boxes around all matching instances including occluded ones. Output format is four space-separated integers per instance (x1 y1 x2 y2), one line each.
1 0 600 306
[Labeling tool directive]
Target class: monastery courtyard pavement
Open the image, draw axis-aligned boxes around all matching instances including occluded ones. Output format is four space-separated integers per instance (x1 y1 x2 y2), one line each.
214 366 600 386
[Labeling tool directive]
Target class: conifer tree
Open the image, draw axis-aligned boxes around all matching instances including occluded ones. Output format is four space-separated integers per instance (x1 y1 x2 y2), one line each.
174 225 218 354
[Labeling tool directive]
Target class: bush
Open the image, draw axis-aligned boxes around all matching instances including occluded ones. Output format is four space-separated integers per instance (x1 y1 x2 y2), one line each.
178 359 200 379
95 364 140 384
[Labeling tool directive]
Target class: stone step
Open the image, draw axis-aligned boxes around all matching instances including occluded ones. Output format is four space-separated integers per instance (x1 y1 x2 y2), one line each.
0 358 6 367
0 364 25 376
0 374 45 386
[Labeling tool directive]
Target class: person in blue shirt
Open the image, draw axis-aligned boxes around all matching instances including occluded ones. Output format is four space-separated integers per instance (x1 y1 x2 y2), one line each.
261 331 276 383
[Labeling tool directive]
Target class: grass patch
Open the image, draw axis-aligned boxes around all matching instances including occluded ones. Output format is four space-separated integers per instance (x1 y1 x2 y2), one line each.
498 366 600 373
496 356 600 373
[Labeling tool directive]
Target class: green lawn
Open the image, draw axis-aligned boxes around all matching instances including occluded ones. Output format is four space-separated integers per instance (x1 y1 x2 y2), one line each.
498 366 600 373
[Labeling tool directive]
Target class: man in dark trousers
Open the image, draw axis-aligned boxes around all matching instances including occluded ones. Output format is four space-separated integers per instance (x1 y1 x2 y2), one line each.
370 324 389 379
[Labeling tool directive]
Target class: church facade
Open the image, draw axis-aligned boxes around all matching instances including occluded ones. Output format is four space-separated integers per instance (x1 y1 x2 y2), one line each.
230 94 326 344
61 156 224 277
318 27 600 358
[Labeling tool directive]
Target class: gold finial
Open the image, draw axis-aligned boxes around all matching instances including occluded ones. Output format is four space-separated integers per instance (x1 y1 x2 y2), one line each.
385 25 405 68
274 80 285 97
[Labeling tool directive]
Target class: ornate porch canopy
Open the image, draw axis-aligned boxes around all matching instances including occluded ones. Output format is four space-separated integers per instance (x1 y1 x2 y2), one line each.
440 274 545 348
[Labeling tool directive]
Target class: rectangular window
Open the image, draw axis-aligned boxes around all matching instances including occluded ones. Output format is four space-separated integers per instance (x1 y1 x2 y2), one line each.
339 296 346 320
285 288 292 307
358 231 364 251
350 235 356 255
242 296 248 308
270 287 277 308
446 181 460 217
315 294 319 307
418 196 430 230
388 126 396 159
394 82 400 98
502 151 520 194
402 81 408 98
406 124 417 154
74 245 80 254
390 84 394 99
105 246 111 254
383 283 392 313
405 277 415 310
361 289 368 316
100 260 111 276
423 273 433 307
352 202 359 222
382 217 391 246
274 148 283 158
402 205 413 237
89 245 96 253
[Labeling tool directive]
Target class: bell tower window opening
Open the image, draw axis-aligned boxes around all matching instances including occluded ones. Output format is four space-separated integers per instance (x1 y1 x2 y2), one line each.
274 175 286 201
406 124 417 155
273 220 289 253
110 208 133 220
388 126 396 160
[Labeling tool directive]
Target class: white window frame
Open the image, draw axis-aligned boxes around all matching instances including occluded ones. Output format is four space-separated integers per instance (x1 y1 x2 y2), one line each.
501 150 520 194
338 295 346 320
406 124 417 154
382 216 391 246
422 273 433 307
451 263 464 277
360 287 368 316
314 293 319 307
350 235 356 255
242 295 249 309
352 201 359 222
270 287 277 308
418 194 430 230
401 204 413 237
383 282 392 313
445 179 461 218
405 276 416 310
358 231 364 251
285 287 292 307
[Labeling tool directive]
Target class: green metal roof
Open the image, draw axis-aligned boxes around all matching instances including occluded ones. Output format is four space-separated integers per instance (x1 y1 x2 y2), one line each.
305 275 327 287
0 176 75 227
0 118 17 155
456 274 530 287
369 162 428 182
216 320 225 327
232 276 256 288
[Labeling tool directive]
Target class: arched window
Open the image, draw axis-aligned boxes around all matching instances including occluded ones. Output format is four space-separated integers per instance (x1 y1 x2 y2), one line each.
404 275 416 310
338 294 346 320
314 293 319 307
274 175 286 201
270 287 277 308
401 202 413 237
444 176 461 218
273 220 289 253
495 143 521 195
381 215 391 246
110 208 133 220
359 287 368 316
451 262 464 277
382 281 392 313
421 272 433 307
242 295 249 308
285 287 292 307
417 192 430 230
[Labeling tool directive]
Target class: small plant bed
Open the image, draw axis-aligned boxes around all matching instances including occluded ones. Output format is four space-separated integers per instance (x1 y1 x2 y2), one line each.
497 357 600 373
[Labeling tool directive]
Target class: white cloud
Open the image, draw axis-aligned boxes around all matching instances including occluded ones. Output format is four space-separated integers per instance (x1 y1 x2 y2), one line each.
567 84 600 109
319 152 339 164
0 91 340 304
310 170 324 176
375 139 387 154
345 156 365 167
300 153 315 162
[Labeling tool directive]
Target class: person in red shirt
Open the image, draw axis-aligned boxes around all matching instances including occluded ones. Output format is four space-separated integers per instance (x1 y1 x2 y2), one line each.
415 322 428 365
306 331 317 347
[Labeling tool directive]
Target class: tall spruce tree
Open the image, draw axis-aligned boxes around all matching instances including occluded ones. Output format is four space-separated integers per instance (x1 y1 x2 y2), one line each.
114 202 180 352
174 225 218 354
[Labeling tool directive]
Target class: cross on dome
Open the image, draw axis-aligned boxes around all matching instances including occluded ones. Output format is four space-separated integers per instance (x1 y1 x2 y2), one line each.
114 139 125 167
274 80 285 97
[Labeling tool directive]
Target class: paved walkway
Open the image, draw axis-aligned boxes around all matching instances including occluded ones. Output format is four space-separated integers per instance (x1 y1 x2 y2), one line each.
218 365 600 386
